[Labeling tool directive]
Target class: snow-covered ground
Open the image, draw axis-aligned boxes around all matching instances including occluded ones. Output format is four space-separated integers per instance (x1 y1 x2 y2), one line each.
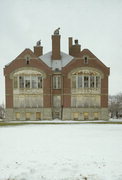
0 124 122 180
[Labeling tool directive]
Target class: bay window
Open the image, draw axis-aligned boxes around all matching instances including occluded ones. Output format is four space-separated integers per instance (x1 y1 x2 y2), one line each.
72 73 101 89
14 75 43 89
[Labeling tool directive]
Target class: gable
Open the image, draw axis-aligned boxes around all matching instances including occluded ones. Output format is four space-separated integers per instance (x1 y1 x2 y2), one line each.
4 49 52 76
15 48 38 59
80 49 97 58
62 49 110 76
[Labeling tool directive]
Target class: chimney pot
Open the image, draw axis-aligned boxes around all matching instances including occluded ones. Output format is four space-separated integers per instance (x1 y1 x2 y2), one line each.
74 39 78 45
34 44 43 57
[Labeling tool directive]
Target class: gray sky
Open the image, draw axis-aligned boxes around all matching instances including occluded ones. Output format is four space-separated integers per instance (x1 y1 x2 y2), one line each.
0 0 122 104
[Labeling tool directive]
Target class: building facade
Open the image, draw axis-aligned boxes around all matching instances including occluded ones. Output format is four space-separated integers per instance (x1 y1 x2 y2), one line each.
4 29 110 121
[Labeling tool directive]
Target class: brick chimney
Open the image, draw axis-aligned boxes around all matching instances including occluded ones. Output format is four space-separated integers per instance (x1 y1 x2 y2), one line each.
69 37 73 54
34 40 43 57
51 28 61 60
69 38 81 57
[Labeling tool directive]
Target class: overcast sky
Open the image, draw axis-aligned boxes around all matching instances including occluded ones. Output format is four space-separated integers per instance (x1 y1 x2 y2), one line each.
0 0 122 104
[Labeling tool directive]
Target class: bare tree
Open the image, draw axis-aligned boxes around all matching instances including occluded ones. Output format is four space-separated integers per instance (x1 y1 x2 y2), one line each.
109 93 122 118
0 103 5 119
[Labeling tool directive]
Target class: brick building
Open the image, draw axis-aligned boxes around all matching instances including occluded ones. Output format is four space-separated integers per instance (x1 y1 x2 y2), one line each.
4 29 110 121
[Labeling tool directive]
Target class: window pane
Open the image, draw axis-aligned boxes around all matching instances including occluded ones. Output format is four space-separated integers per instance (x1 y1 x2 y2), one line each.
26 112 31 120
16 112 20 120
78 76 82 88
38 76 42 88
90 76 94 88
19 76 24 88
84 76 89 88
58 76 61 89
32 76 37 88
36 112 41 120
96 76 100 88
53 96 61 107
53 76 61 89
25 76 30 88
53 76 56 89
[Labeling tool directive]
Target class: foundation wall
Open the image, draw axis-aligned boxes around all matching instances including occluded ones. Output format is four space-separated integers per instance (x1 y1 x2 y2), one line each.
5 107 109 121
62 108 109 120
5 108 52 121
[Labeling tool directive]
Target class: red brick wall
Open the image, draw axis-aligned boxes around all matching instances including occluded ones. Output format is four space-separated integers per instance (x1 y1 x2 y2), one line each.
52 35 61 60
62 55 110 108
4 48 110 109
4 49 52 108
5 76 13 108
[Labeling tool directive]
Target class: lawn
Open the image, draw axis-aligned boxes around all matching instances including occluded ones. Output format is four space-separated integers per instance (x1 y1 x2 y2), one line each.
0 124 122 180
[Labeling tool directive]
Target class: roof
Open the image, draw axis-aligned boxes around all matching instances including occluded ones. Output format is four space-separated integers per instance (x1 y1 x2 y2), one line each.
39 51 73 70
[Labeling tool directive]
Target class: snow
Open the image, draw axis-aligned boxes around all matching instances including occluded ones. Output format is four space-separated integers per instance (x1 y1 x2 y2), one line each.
0 124 122 180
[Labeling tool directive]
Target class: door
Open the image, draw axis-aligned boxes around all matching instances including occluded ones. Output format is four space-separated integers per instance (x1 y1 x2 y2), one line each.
52 95 61 119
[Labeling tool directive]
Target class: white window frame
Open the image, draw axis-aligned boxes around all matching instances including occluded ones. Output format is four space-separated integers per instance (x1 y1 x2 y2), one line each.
53 75 61 89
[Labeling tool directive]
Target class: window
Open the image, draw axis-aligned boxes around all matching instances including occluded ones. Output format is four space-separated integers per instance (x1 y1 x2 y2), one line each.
90 76 94 88
96 76 100 88
72 73 101 90
18 75 43 89
83 112 89 120
73 112 79 120
53 95 61 107
84 56 88 64
16 112 20 120
36 112 41 120
78 76 82 88
94 112 99 120
25 76 30 88
38 76 42 88
26 112 31 120
84 76 89 88
26 56 30 64
53 76 61 89
32 76 38 88
19 76 24 88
